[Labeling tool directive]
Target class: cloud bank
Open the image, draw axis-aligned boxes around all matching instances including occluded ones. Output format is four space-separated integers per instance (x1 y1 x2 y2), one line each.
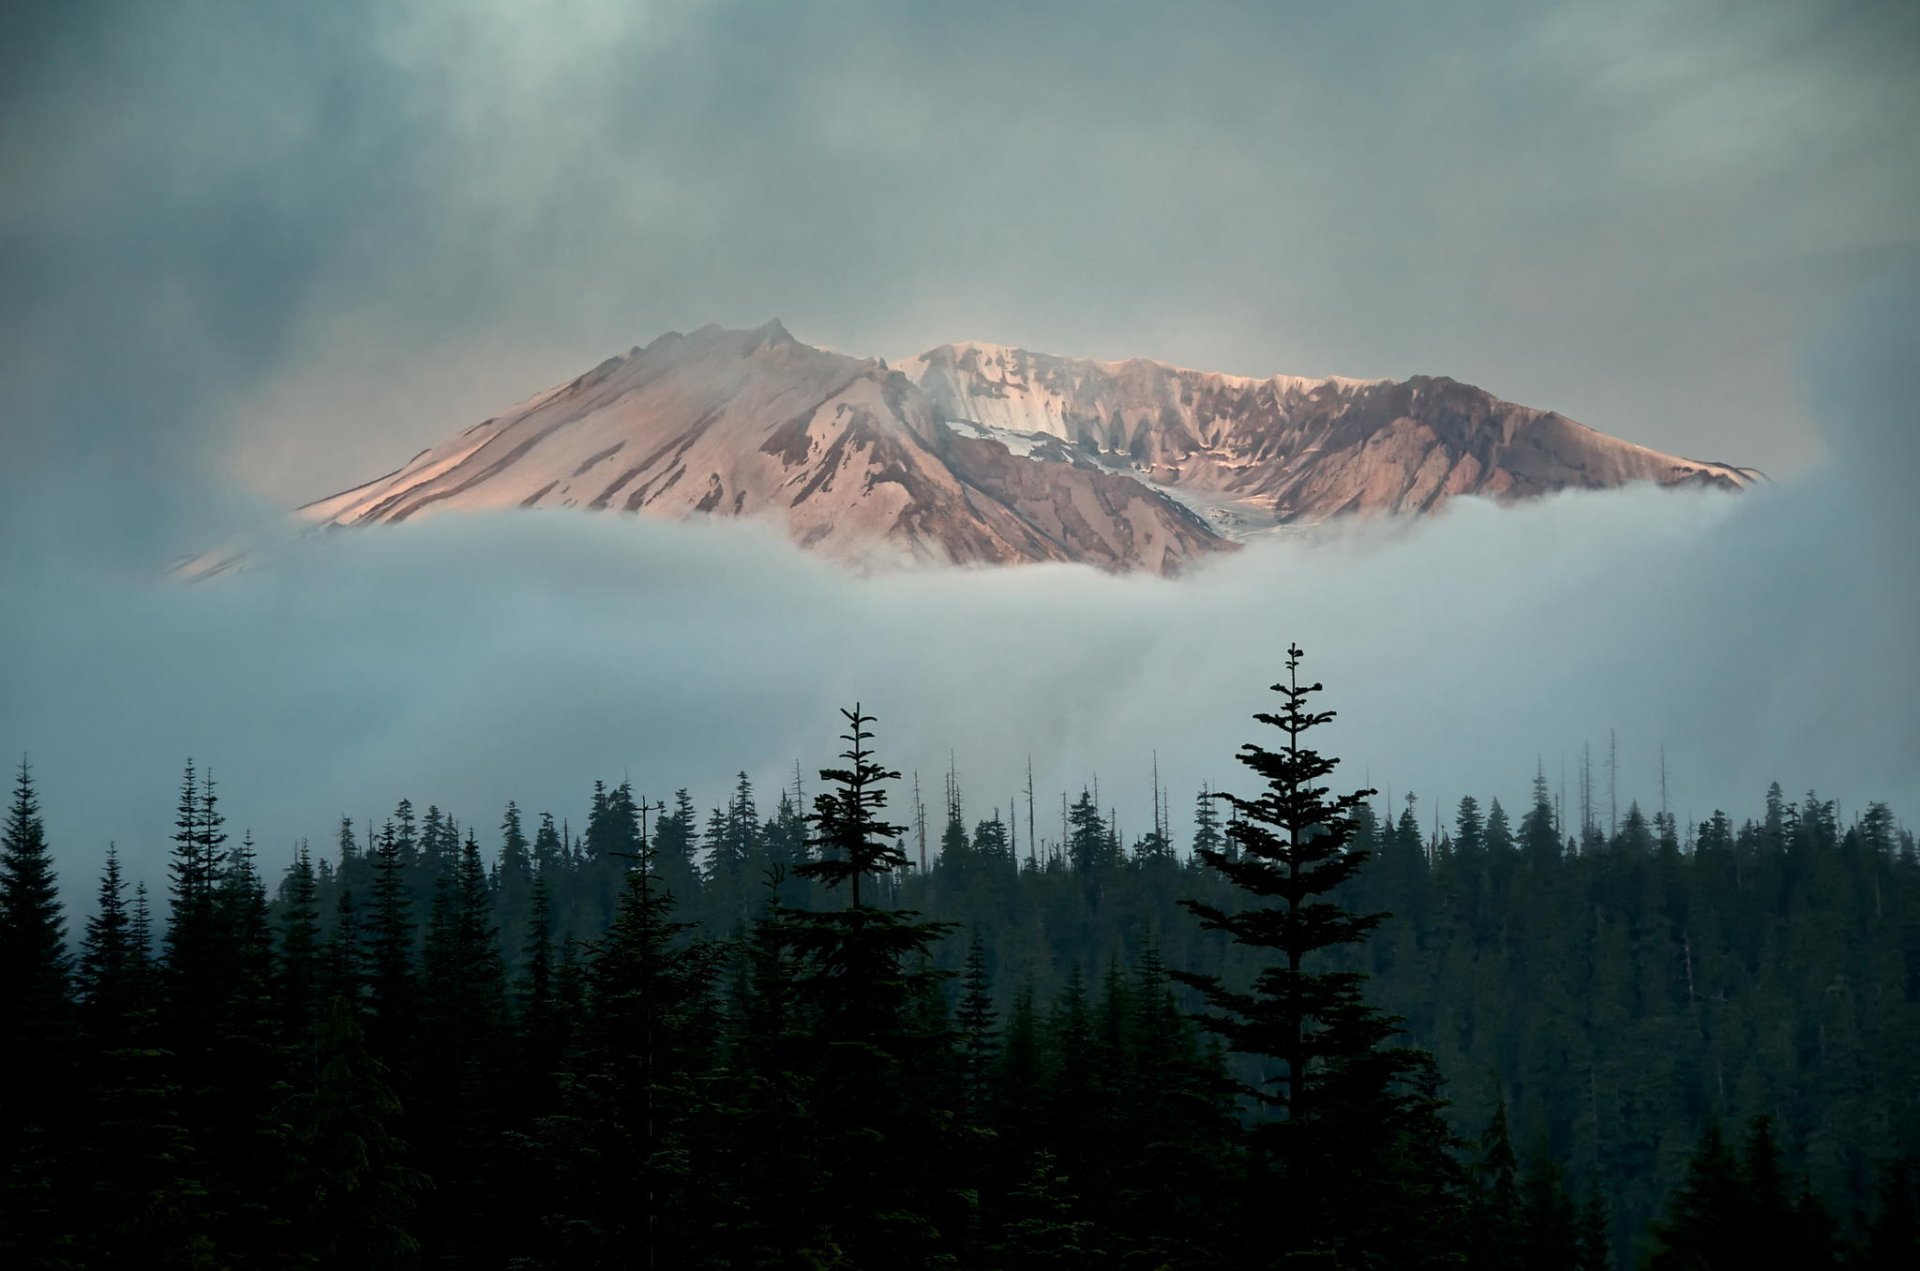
1 2 1914 892
6 265 1914 891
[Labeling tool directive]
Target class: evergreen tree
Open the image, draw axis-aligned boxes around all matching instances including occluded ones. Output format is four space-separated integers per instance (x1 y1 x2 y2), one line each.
287 998 422 1269
1470 1099 1521 1269
415 831 508 1262
956 930 999 1119
496 800 534 961
74 846 210 1268
0 756 75 1267
279 842 323 1046
365 820 414 1063
1192 784 1225 861
1520 762 1561 867
208 828 292 1262
0 757 72 1109
652 789 701 901
78 846 135 1033
323 887 362 1007
1176 644 1465 1265
1454 795 1486 858
782 705 960 1263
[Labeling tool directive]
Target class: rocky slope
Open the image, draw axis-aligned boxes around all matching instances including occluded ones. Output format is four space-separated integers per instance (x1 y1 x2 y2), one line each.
190 322 1758 578
286 322 1224 575
904 342 1760 535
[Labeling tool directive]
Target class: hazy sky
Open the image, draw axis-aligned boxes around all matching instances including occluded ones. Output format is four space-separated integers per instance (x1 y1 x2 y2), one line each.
2 1 1916 889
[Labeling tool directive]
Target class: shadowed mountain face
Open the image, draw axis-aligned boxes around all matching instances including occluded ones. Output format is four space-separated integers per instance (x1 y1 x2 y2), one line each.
252 322 1757 577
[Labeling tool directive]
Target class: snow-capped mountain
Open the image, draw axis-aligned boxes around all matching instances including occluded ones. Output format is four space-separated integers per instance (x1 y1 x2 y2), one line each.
188 322 1759 578
903 342 1761 535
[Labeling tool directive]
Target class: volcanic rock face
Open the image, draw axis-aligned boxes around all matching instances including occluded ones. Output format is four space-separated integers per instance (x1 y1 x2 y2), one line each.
903 342 1759 533
209 322 1757 578
291 322 1225 575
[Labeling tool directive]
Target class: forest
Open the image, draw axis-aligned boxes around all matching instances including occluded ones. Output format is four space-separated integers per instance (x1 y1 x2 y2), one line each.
2 648 1917 1269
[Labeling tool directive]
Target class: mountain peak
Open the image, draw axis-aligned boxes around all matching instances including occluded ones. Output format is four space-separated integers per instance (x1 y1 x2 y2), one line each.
208 324 1755 581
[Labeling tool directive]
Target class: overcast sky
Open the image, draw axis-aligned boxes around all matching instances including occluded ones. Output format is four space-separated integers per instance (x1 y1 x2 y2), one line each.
2 1 1915 889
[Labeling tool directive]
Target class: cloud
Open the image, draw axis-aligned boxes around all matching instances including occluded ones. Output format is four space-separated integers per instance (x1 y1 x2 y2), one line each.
1 3 1914 896
5 398 1914 899
5 0 1914 568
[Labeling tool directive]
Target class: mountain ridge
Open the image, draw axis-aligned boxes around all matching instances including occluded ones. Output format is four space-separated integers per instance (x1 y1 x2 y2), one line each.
184 322 1759 579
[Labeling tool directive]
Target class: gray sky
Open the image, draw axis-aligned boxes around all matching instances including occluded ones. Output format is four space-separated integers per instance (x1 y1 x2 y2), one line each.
2 1 1916 889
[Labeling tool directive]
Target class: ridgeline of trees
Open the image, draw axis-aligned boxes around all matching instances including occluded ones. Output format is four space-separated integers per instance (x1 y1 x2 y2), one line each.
2 650 1917 1269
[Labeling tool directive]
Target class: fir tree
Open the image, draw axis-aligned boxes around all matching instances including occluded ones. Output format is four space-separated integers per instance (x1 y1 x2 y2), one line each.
279 842 323 1047
0 757 72 1096
287 998 422 1269
783 705 960 1263
1176 643 1465 1265
415 831 508 1262
365 820 414 1063
956 930 999 1119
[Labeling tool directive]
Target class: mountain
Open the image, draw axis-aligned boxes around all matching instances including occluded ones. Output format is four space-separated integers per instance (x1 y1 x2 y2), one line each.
903 342 1761 535
189 322 1759 578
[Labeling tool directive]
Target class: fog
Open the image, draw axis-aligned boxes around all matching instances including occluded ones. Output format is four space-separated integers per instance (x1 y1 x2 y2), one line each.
6 260 1915 892
1 1 1915 893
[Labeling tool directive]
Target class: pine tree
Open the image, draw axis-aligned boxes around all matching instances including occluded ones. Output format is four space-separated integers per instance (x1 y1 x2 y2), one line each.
78 846 135 1034
0 756 72 1084
415 831 509 1262
208 827 293 1262
322 887 361 1007
1066 787 1115 875
1520 762 1561 867
1648 1121 1742 1268
1470 1099 1521 1269
1176 643 1465 1265
287 998 422 1269
1517 1154 1581 1268
365 820 414 1064
1192 784 1225 861
496 800 534 963
162 762 227 1070
0 757 75 1266
74 848 210 1267
652 789 702 902
279 842 323 1047
782 705 959 1263
580 818 716 1265
956 931 999 1119
517 871 557 1085
722 890 826 1265
1454 795 1486 858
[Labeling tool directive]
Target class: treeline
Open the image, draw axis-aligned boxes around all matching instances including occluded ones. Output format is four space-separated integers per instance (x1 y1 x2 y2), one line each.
2 665 1918 1267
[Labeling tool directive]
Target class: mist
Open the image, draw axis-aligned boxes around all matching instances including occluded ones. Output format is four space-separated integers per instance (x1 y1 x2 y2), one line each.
2 0 1914 894
6 258 1914 894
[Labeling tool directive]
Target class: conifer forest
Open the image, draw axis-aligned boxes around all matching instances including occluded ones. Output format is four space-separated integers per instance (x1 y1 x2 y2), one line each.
2 647 1916 1269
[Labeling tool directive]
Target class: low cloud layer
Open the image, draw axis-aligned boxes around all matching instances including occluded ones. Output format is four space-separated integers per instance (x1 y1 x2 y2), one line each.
2 3 1914 894
6 258 1914 893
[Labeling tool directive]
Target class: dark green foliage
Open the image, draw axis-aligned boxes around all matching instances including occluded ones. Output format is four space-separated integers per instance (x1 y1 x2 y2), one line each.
0 757 69 1051
1175 644 1466 1264
279 842 323 1044
414 831 509 1262
1647 1117 1840 1268
5 698 1917 1269
956 931 998 1117
287 998 423 1269
365 818 414 1061
775 704 961 1264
